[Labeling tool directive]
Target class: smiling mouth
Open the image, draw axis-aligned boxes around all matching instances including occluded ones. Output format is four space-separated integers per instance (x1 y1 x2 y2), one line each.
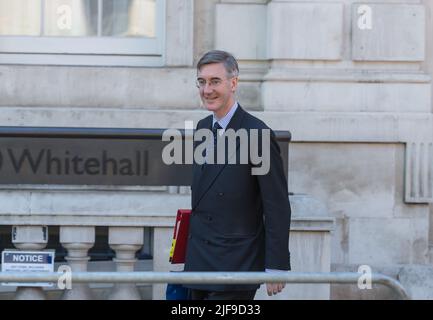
205 97 217 102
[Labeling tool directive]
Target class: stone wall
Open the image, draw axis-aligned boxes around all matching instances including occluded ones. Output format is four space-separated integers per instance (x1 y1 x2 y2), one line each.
0 0 432 299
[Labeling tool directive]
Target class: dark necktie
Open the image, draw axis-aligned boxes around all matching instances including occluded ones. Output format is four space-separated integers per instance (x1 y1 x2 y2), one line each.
201 122 221 169
212 122 222 163
212 122 222 147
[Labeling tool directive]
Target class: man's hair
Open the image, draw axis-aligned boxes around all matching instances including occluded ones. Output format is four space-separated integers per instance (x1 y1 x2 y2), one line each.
197 50 239 78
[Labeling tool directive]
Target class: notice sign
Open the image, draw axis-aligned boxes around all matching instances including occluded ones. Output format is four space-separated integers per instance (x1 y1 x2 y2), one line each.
1 250 55 287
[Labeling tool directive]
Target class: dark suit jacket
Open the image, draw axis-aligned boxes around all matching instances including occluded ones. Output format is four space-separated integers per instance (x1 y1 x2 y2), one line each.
184 105 291 291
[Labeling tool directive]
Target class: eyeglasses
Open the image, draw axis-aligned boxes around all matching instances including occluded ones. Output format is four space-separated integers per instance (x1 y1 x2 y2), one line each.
195 77 234 89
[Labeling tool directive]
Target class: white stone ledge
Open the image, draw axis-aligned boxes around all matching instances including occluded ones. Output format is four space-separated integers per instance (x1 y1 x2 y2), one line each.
263 81 430 112
0 213 330 231
0 107 432 143
262 112 433 143
0 214 176 227
264 70 431 83
0 191 191 217
267 60 422 71
289 217 335 232
0 190 332 229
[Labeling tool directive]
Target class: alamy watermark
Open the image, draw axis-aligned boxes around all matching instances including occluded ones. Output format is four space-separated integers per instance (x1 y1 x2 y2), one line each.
162 121 271 175
357 264 372 290
357 5 373 30
57 265 72 290
57 4 72 31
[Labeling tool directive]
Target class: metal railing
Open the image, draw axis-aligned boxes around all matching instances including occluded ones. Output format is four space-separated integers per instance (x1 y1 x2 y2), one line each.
0 271 410 300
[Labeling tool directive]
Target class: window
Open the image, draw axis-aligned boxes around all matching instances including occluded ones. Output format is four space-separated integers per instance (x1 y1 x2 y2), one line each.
0 0 165 66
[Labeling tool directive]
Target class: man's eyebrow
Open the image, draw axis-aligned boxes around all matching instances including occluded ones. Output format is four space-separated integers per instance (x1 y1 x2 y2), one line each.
197 77 223 80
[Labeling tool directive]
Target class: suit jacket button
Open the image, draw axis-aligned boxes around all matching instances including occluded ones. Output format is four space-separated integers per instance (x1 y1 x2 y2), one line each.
188 235 192 239
218 192 224 196
205 240 210 244
207 216 212 221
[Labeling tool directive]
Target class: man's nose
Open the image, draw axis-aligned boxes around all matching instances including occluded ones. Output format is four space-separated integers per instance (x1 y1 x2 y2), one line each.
203 83 213 94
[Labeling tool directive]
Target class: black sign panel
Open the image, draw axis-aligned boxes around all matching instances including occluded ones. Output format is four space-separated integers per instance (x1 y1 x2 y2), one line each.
0 127 290 186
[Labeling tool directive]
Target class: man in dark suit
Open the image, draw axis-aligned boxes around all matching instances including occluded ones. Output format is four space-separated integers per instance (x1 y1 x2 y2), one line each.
184 50 291 300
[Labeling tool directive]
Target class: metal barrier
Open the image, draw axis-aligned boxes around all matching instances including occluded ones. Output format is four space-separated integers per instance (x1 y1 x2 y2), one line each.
0 271 410 300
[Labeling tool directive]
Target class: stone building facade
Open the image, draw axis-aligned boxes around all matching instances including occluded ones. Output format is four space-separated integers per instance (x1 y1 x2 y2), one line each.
0 0 432 299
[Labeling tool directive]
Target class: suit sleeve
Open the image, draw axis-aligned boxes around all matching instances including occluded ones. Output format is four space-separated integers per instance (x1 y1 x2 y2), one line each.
255 129 291 270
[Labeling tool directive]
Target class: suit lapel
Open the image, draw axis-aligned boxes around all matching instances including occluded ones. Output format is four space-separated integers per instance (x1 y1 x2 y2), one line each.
191 116 212 208
192 116 212 185
192 105 246 209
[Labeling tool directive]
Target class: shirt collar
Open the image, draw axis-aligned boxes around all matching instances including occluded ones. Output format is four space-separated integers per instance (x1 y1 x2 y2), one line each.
212 101 238 130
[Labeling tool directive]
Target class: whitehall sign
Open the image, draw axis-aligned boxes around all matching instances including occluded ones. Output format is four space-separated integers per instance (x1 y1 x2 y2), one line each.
0 127 290 186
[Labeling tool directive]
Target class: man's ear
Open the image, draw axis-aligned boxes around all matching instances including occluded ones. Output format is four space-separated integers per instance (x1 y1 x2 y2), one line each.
231 77 238 92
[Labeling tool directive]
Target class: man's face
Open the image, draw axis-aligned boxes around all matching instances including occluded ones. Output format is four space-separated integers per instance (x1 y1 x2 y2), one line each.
197 63 238 119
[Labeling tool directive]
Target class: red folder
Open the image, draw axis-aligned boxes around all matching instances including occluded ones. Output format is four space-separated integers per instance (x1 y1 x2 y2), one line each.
169 209 191 264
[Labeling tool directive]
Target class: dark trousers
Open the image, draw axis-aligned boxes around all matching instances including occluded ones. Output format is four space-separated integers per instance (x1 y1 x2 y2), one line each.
190 289 257 300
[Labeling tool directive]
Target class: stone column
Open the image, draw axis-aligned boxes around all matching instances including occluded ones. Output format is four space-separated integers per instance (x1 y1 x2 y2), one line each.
108 227 144 300
152 227 176 300
59 226 95 300
12 226 49 300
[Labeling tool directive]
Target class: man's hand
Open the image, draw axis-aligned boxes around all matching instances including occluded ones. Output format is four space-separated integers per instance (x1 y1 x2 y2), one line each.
266 283 285 296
